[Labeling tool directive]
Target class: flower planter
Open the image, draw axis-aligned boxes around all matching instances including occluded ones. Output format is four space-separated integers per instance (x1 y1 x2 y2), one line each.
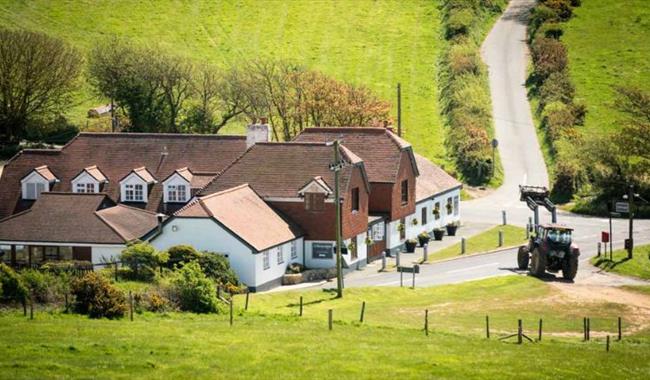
433 229 444 241
405 240 417 253
418 236 430 247
446 224 458 236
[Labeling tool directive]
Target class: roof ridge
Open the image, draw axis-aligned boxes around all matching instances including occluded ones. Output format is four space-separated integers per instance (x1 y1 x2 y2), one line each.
300 127 387 133
200 183 250 200
77 132 245 139
256 141 329 146
110 203 161 216
93 211 129 242
42 191 106 197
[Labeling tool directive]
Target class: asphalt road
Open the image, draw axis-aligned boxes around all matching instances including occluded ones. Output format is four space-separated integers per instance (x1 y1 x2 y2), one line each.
326 0 650 290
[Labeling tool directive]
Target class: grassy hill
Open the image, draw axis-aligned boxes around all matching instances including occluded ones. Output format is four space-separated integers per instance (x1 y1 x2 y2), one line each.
0 0 448 164
2 276 650 378
562 0 650 135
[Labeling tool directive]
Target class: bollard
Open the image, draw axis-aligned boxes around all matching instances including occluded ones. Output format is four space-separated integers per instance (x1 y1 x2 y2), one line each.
381 252 387 271
597 242 601 257
502 210 507 225
528 217 533 229
424 309 429 336
360 301 366 323
328 309 333 331
498 230 504 247
396 250 401 267
461 237 466 254
423 243 428 262
400 271 404 288
526 224 530 239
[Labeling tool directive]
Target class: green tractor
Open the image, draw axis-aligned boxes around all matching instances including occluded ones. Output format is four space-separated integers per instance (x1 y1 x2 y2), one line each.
517 224 580 280
516 185 580 280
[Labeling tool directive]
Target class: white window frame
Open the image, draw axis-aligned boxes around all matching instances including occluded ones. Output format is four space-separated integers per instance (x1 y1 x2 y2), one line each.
263 251 270 270
75 182 96 193
21 172 50 200
290 241 298 259
124 184 144 202
166 184 188 203
277 246 284 265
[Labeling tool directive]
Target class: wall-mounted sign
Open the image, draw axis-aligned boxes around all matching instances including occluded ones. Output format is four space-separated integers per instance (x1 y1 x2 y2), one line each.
615 202 629 213
312 243 334 259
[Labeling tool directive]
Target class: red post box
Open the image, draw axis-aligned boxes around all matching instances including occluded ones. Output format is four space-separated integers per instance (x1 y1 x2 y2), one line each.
601 231 610 243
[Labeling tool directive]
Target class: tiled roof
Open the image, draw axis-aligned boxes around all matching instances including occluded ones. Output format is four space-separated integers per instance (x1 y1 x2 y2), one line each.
80 165 108 183
293 127 418 183
28 165 58 182
0 193 158 244
414 153 461 201
131 167 157 184
0 132 247 218
176 184 303 252
199 142 369 199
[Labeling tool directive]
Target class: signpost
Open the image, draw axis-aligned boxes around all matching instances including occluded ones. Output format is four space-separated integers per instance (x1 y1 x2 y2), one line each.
329 139 346 298
491 138 498 178
397 265 420 288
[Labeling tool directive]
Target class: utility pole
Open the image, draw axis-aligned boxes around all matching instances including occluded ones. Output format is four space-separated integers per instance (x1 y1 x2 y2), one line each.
397 83 402 137
329 139 344 298
110 97 117 132
628 185 635 259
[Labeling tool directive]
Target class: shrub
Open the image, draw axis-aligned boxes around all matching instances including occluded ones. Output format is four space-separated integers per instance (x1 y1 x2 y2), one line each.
542 101 576 142
539 71 575 108
286 263 305 274
167 245 201 267
20 269 53 303
0 263 27 303
446 8 474 39
121 242 168 281
448 43 482 77
71 272 127 319
542 0 573 21
197 253 239 287
41 260 93 274
529 5 561 36
551 139 586 202
537 22 563 39
170 261 220 313
531 37 568 80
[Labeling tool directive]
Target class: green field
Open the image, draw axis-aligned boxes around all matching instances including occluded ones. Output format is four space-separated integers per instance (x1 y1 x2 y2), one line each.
591 245 650 280
426 225 527 263
2 276 650 378
0 0 449 164
562 0 650 136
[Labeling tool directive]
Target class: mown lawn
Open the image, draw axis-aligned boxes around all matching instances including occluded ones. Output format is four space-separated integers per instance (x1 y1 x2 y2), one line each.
0 0 448 164
562 0 650 135
591 244 650 280
425 225 527 263
2 276 650 378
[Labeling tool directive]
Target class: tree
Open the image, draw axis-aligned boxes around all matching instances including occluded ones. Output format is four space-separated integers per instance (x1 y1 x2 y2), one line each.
154 54 192 132
0 29 82 145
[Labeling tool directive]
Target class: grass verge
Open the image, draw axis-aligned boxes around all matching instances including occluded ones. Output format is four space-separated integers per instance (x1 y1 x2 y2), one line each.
590 244 650 280
426 225 527 263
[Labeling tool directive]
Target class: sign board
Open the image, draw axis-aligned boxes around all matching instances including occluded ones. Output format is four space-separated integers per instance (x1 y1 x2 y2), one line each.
601 231 610 243
312 243 334 259
397 265 420 274
624 238 633 250
615 202 630 213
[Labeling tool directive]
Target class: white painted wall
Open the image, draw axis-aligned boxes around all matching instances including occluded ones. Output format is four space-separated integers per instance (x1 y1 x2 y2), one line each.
162 173 190 203
254 238 303 287
386 219 402 251
305 230 367 269
415 188 462 234
304 240 336 269
92 246 124 264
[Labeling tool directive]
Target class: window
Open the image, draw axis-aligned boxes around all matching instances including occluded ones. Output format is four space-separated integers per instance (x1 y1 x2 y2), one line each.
371 222 384 241
454 196 459 216
125 184 144 202
263 251 270 270
75 183 96 193
291 241 298 259
421 207 428 225
277 246 284 265
399 217 406 240
305 193 325 211
447 197 453 215
351 187 359 212
25 182 46 200
401 180 408 205
434 202 441 220
167 184 187 203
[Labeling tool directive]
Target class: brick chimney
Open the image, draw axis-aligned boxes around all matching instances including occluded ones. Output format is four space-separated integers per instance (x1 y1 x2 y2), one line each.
246 118 269 148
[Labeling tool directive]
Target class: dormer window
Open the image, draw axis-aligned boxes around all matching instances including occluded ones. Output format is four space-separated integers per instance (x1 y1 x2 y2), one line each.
120 167 156 203
72 165 107 194
298 176 332 212
162 168 192 203
21 166 58 200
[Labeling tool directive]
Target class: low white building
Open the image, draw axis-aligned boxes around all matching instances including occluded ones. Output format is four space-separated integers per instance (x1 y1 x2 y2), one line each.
150 184 304 292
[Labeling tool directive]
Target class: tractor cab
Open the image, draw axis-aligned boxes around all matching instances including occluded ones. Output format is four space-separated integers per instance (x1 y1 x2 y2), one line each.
538 224 573 247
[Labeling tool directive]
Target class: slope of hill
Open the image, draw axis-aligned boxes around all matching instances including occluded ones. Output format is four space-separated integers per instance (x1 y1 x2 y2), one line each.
0 0 447 164
562 0 650 135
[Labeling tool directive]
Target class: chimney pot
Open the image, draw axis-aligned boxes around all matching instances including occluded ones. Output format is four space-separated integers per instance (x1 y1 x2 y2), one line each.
246 123 269 148
260 116 268 125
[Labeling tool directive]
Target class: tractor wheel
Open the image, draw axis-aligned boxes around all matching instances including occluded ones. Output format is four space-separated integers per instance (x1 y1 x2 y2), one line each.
517 246 530 270
562 256 578 281
530 248 547 277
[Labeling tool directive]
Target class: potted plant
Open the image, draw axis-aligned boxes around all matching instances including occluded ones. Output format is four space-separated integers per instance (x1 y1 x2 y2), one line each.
446 222 458 236
404 239 417 253
446 203 453 215
347 241 356 254
411 218 419 226
433 228 444 241
397 222 405 238
417 231 430 247
365 236 373 246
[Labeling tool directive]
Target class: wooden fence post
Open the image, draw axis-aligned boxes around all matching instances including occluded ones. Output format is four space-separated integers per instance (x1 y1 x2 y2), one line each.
64 292 69 312
229 299 234 326
114 261 118 282
22 300 27 317
587 318 591 341
328 309 333 331
412 270 416 289
538 318 543 341
245 291 250 311
618 317 622 341
299 296 303 317
485 315 490 339
359 301 366 323
424 309 429 336
129 291 133 321
517 319 522 344
606 335 610 352
583 317 587 341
